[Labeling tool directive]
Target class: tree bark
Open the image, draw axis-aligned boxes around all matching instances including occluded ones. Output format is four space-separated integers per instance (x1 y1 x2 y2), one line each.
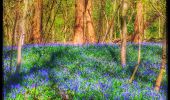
132 1 144 43
132 13 160 42
16 0 28 73
73 0 96 44
84 0 96 43
97 0 105 43
73 0 85 44
10 12 18 74
129 1 143 83
154 26 166 92
31 0 42 44
121 0 128 67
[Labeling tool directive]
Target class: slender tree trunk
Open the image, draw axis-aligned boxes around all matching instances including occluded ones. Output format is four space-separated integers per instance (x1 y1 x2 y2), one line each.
117 8 120 40
97 0 105 43
16 0 28 73
109 19 114 42
121 0 128 67
129 1 143 83
133 14 159 42
111 0 117 41
62 4 68 43
73 0 84 44
84 0 96 43
105 18 114 43
154 25 166 92
158 17 161 38
44 0 56 33
51 4 55 43
9 13 18 74
31 0 42 43
132 1 144 43
129 36 141 83
143 4 146 40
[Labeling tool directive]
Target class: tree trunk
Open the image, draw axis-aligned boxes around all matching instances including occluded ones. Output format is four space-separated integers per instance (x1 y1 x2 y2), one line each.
129 1 143 83
132 1 144 43
97 0 105 43
9 12 18 74
158 17 161 38
121 0 128 67
16 0 28 73
129 36 141 83
84 0 96 43
154 26 166 92
73 0 85 44
31 0 42 44
132 13 159 42
103 18 114 43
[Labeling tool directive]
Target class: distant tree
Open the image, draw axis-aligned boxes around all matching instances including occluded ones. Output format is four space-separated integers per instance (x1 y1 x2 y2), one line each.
120 0 128 67
16 0 28 73
31 0 42 43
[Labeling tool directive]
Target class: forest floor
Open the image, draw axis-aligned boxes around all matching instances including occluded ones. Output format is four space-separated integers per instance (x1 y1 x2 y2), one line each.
3 42 167 99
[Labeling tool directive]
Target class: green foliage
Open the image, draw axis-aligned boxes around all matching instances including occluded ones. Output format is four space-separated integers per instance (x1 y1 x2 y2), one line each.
127 22 134 34
55 16 64 29
105 0 113 17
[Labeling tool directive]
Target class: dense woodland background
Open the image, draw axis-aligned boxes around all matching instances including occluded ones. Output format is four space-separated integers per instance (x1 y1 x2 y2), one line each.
3 0 166 46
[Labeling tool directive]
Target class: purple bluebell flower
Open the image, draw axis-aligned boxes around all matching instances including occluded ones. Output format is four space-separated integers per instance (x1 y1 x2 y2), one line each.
4 66 10 73
3 88 6 97
77 70 82 76
22 89 26 94
99 81 108 92
15 84 21 88
11 93 16 98
122 64 126 68
104 93 110 99
122 92 130 99
40 69 48 77
73 85 78 92
59 83 69 90
31 84 36 88
103 73 110 77
132 81 140 89
121 84 129 89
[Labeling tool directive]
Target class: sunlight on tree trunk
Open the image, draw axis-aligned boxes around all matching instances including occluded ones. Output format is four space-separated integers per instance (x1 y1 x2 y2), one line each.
31 0 42 44
9 12 18 74
132 1 144 43
154 27 166 92
73 0 84 44
121 0 128 67
73 0 96 44
129 36 141 83
158 17 161 38
84 0 96 43
16 0 28 73
129 1 143 83
97 0 105 43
